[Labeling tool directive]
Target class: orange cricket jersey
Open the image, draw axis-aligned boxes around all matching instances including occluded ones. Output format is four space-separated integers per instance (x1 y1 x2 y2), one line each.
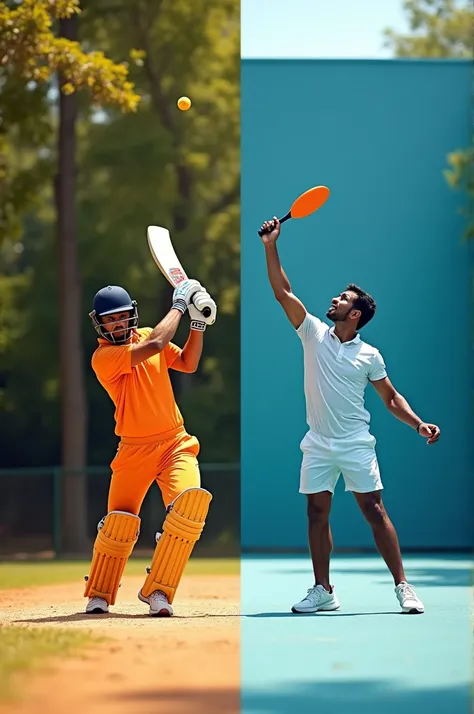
91 327 184 438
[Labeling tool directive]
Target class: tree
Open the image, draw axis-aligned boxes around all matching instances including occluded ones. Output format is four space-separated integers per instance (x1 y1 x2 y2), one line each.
383 0 473 240
383 0 473 58
444 146 474 240
1 0 140 551
0 0 139 243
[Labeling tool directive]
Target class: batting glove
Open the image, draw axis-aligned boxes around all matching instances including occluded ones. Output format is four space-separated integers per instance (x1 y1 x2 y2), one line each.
189 291 217 331
172 279 202 315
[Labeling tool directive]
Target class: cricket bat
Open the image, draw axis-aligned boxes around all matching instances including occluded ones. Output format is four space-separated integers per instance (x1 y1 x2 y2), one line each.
146 225 212 317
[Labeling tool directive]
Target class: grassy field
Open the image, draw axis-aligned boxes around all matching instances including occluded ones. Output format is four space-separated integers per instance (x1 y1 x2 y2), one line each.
0 557 239 590
0 626 100 701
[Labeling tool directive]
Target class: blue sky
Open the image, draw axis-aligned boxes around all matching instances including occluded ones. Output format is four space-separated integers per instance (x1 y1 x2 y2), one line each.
241 0 409 59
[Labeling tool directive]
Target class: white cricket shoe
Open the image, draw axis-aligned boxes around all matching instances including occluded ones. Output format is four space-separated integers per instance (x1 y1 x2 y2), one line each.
138 589 174 617
395 582 424 614
85 597 109 614
291 584 340 614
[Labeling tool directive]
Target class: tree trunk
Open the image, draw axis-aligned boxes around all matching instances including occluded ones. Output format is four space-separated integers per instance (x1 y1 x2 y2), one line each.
56 14 88 554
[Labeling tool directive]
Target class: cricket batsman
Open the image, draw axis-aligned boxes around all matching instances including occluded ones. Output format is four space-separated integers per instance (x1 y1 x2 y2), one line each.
83 278 217 617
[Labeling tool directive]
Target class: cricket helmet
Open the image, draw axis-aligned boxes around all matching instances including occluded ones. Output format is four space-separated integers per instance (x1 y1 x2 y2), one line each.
89 285 139 344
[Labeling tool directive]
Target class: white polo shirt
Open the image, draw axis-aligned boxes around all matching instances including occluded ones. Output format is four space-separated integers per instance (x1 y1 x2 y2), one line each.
296 312 387 439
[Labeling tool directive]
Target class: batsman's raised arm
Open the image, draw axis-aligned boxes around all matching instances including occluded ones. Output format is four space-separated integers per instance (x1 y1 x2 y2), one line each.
170 287 217 373
130 279 202 368
259 217 307 329
170 330 203 373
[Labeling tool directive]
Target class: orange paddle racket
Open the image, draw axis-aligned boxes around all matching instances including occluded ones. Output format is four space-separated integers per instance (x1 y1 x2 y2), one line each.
258 185 330 236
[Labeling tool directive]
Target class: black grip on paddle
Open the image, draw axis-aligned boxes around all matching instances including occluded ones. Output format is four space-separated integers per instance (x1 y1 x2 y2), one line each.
257 211 292 237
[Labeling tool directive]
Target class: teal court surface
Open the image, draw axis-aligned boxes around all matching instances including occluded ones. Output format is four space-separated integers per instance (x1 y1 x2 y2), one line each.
241 554 472 714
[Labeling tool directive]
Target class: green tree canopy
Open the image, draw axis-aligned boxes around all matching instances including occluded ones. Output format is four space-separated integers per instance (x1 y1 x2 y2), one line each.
384 0 473 240
0 0 140 243
383 0 473 58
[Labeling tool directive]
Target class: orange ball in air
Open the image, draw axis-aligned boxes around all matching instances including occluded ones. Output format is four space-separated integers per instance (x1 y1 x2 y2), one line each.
177 96 191 111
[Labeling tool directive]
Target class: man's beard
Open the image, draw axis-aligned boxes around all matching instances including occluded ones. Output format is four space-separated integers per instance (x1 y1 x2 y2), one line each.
110 327 131 343
326 306 350 323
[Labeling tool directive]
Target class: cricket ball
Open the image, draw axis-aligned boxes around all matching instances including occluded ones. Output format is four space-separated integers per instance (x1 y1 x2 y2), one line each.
177 96 191 111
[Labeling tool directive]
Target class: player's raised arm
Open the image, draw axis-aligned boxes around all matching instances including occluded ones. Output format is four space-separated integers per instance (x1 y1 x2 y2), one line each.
259 217 307 329
130 279 202 368
170 287 218 373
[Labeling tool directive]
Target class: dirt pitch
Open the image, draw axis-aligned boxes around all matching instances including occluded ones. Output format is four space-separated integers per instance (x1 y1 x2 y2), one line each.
0 573 240 714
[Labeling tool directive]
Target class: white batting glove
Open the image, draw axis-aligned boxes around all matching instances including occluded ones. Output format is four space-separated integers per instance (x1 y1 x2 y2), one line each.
172 279 202 315
189 291 217 331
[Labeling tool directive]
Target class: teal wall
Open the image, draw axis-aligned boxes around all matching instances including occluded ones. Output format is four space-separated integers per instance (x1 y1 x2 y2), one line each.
241 59 473 550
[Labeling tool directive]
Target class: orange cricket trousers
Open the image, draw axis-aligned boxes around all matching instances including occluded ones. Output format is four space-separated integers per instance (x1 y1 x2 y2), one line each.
107 426 200 515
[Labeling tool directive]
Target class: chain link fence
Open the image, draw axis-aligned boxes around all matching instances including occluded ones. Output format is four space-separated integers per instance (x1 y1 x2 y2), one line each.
0 464 240 559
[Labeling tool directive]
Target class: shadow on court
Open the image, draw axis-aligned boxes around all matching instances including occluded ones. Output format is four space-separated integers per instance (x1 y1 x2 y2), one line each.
241 680 470 714
13 612 240 624
110 682 470 714
264 559 472 588
246 610 400 618
267 567 471 587
111 688 239 714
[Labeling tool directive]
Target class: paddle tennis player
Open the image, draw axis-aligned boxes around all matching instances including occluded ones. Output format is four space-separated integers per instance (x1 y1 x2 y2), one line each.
83 279 217 617
259 217 440 615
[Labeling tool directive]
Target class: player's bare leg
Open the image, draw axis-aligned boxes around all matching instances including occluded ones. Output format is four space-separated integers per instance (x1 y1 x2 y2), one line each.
307 491 333 591
354 490 424 613
292 491 340 613
354 491 405 583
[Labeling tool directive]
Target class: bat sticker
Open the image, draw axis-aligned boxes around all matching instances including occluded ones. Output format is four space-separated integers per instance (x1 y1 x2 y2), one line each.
169 268 186 284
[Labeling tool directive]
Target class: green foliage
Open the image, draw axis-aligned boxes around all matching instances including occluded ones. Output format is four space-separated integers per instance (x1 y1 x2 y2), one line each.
0 0 140 243
0 0 139 103
0 75 53 243
0 0 240 467
384 0 473 240
383 0 473 57
445 145 474 240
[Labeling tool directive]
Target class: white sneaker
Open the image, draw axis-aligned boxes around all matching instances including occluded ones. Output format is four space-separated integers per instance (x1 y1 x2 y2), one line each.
395 581 424 614
138 589 174 617
85 596 109 614
291 584 340 614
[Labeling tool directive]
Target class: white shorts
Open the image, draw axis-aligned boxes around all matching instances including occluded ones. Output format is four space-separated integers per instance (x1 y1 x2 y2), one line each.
299 429 383 495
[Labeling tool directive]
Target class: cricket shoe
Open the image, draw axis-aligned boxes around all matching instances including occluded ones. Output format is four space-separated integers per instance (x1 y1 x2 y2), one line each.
138 589 174 617
291 584 340 614
85 597 109 614
395 582 424 614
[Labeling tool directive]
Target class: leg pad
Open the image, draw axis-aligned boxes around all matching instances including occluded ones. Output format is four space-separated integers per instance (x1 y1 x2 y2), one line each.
140 487 212 604
84 510 140 606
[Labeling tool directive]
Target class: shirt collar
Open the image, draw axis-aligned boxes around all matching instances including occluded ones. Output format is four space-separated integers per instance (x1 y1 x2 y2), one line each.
328 326 361 345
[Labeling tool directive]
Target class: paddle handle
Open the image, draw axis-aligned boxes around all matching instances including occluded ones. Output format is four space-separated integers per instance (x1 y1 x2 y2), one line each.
257 211 291 237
